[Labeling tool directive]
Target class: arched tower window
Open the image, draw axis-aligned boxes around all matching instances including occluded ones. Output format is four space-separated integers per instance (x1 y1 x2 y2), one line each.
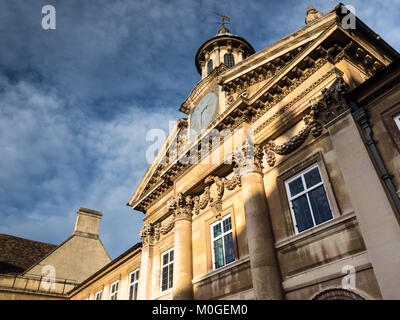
224 53 235 68
207 60 213 75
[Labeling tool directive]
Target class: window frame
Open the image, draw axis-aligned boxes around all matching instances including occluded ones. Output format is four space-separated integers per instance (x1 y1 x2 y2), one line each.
128 268 140 300
207 60 213 75
110 280 119 300
379 102 400 154
224 53 235 68
95 289 103 300
284 163 333 234
160 248 174 293
394 113 400 130
210 214 235 270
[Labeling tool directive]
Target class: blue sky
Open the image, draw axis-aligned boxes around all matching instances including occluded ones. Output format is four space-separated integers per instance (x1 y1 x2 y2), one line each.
0 0 399 260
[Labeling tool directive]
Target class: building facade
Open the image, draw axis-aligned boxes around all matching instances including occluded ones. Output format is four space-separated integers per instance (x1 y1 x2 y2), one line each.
4 3 399 301
68 4 400 300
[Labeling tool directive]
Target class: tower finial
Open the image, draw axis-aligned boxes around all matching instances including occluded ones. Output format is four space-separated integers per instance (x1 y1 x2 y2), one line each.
214 12 231 34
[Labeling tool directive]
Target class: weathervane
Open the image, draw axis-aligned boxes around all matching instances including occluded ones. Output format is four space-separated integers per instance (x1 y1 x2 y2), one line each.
214 12 231 28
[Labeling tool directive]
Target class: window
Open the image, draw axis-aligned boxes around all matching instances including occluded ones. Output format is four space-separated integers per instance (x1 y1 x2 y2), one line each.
207 60 213 75
110 280 119 300
211 215 235 270
224 53 235 68
285 164 333 233
161 249 174 292
394 113 400 130
95 290 102 300
128 269 139 300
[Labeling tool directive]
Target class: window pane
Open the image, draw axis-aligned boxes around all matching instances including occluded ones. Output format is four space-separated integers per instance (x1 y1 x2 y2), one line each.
223 233 235 264
288 177 304 197
207 60 213 75
304 167 322 189
394 114 400 129
169 250 174 262
168 264 173 289
213 223 222 238
223 217 232 233
161 266 168 291
213 238 224 269
308 185 333 225
134 283 138 300
292 194 314 232
163 254 168 265
224 53 235 68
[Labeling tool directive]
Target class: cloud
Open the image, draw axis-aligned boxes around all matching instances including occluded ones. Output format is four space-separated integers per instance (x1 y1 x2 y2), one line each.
0 71 176 258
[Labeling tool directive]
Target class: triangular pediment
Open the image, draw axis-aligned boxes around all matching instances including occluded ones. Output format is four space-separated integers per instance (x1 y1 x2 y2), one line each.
128 3 398 214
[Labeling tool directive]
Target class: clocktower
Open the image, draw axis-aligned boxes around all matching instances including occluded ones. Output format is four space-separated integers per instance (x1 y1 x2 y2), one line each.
181 21 255 139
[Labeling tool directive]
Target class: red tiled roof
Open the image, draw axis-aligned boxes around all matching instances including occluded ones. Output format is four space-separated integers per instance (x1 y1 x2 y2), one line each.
0 234 57 274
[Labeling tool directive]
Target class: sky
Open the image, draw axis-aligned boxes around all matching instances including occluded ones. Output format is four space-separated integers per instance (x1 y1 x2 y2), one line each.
0 0 399 260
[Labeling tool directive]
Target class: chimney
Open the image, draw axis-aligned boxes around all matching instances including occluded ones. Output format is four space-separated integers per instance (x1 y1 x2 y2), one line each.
73 207 103 239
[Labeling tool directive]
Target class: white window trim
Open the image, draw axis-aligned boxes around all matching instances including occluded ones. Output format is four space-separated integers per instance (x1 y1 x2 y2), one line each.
95 289 103 300
128 268 140 300
285 163 333 234
160 248 174 293
210 214 235 271
394 113 400 130
110 280 119 300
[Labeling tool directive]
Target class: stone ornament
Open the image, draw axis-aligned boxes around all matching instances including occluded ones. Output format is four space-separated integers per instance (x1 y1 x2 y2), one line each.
264 77 348 167
192 173 242 219
168 192 194 221
305 6 323 24
264 106 322 167
139 219 176 245
233 142 264 174
311 77 349 125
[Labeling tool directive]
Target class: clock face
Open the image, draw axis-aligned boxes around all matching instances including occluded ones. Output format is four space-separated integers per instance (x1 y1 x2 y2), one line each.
190 89 219 136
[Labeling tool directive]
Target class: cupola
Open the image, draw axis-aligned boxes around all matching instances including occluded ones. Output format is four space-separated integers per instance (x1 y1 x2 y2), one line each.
195 22 255 79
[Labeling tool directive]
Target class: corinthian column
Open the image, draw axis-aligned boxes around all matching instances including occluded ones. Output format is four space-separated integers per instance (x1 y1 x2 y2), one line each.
168 193 194 300
137 223 154 300
235 142 283 300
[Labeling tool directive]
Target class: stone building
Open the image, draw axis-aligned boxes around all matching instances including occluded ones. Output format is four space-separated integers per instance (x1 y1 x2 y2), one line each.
69 3 400 300
4 3 400 300
0 208 111 299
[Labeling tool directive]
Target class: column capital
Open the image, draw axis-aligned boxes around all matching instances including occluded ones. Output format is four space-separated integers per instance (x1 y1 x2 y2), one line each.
168 192 193 222
139 222 159 247
234 142 264 176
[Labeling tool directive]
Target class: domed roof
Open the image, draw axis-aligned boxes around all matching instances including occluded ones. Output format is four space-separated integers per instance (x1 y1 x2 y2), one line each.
194 27 255 74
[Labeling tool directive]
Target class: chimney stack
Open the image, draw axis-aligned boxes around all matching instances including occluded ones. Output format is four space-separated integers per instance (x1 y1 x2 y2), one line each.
73 208 103 239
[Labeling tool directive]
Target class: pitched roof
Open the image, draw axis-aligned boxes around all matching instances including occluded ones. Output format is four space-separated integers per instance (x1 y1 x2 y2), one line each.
0 234 57 274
